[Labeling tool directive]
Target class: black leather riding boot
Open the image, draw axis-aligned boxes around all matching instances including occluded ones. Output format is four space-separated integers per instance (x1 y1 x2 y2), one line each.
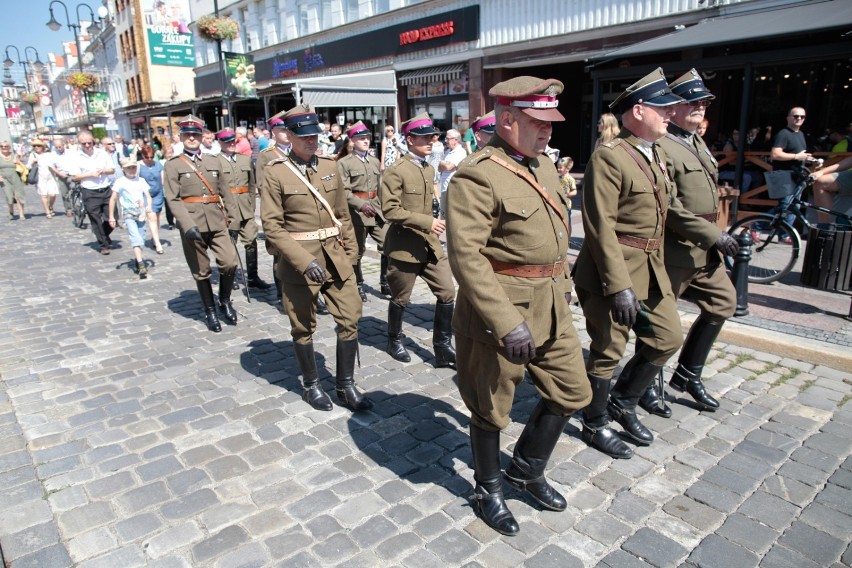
217 272 238 325
354 263 368 302
432 301 456 368
387 301 411 362
639 368 672 418
470 425 519 536
670 317 722 410
581 374 632 459
245 242 271 289
609 354 661 446
293 342 332 411
379 255 390 296
504 399 569 511
335 337 373 411
197 279 221 333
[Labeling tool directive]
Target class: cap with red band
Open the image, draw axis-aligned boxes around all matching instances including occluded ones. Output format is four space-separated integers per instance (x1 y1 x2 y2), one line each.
281 103 323 136
401 113 440 136
268 111 286 129
489 76 565 122
347 121 370 138
471 111 496 134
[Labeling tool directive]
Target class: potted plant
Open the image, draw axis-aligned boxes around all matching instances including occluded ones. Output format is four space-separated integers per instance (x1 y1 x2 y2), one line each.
20 92 39 105
197 14 240 42
67 72 98 91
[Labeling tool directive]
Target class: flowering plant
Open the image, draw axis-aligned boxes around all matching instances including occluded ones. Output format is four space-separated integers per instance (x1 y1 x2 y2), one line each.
67 72 98 91
20 92 39 105
197 15 240 41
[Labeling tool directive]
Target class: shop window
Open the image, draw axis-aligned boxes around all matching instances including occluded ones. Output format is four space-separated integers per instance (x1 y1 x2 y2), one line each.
299 3 310 36
371 0 390 15
345 0 359 22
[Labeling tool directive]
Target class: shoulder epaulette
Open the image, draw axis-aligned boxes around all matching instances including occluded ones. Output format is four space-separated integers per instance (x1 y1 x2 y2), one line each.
268 157 290 166
260 146 277 153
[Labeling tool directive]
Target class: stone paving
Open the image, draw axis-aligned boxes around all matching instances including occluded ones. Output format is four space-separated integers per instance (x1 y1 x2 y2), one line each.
1 203 851 567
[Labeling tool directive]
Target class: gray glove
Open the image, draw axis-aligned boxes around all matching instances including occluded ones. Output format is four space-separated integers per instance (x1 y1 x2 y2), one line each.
611 288 641 327
501 322 536 364
184 226 203 241
304 260 326 284
715 232 739 257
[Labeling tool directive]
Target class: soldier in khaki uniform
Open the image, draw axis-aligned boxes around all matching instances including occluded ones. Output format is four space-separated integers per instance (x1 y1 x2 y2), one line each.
573 69 685 459
639 70 739 417
470 110 496 149
447 77 592 536
164 115 238 333
260 104 372 412
381 113 456 369
216 129 271 291
337 121 389 301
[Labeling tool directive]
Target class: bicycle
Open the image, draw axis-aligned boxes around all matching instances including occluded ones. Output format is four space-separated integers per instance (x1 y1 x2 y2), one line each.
68 181 87 229
725 161 851 284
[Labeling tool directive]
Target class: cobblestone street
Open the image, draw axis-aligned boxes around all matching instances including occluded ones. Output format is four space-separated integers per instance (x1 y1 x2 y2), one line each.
1 206 851 567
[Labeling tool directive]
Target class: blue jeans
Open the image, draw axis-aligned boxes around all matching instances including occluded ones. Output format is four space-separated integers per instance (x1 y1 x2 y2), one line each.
124 215 148 248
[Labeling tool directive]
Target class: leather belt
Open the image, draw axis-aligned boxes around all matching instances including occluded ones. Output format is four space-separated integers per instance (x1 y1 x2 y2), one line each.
289 226 341 241
83 185 111 192
182 195 220 203
617 233 661 252
696 212 718 223
488 257 566 278
353 191 377 199
230 186 249 194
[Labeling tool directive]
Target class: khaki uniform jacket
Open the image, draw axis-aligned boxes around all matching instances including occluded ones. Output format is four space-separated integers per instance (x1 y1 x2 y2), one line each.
338 152 383 227
163 152 227 233
447 136 575 346
255 145 288 191
658 126 723 269
381 155 443 264
217 152 257 230
260 155 357 285
573 130 674 300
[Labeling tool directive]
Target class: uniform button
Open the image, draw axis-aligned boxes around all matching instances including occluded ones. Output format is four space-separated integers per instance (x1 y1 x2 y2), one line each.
522 209 526 214
559 232 564 239
557 255 562 261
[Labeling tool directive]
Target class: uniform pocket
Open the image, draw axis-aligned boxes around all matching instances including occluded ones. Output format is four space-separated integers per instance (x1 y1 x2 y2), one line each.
499 197 546 251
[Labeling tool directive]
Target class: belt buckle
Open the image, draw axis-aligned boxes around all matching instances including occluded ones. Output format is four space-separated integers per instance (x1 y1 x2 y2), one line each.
644 239 657 252
201 195 210 203
318 228 328 240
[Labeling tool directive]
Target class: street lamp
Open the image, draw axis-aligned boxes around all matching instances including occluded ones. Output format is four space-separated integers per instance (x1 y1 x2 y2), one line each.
214 0 230 128
3 45 44 91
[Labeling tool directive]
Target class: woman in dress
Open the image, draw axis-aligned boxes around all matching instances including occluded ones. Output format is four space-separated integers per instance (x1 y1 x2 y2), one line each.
380 125 399 171
138 145 165 254
27 140 61 217
0 140 27 220
594 112 621 149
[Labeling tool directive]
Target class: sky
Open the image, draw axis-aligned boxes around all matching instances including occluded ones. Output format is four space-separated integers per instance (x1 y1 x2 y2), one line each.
1 0 103 85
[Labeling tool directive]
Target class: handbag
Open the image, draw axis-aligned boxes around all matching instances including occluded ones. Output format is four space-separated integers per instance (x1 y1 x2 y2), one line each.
26 162 39 185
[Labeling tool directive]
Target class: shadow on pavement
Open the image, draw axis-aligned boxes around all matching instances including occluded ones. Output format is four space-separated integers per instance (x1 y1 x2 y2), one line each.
241 338 329 396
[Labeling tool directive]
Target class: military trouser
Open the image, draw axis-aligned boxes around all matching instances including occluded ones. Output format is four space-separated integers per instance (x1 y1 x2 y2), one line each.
181 227 238 281
282 276 362 345
386 257 455 307
235 216 260 246
666 260 736 324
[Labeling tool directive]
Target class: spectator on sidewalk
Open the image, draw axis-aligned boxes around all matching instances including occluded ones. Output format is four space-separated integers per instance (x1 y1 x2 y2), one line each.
200 129 221 156
812 154 852 225
68 131 116 254
109 158 153 279
48 136 75 217
594 112 621 149
770 106 812 234
27 140 61 218
235 127 252 157
139 145 165 254
0 140 27 220
438 129 466 219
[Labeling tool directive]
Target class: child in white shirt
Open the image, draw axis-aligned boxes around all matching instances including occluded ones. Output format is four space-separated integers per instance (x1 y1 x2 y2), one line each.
109 158 153 279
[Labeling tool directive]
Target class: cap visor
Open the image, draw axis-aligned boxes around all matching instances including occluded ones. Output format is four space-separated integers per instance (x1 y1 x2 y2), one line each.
679 93 716 103
522 108 566 122
289 124 324 136
643 93 686 107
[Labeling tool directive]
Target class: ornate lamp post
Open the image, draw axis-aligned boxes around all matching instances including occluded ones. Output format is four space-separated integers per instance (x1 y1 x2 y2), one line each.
4 45 45 132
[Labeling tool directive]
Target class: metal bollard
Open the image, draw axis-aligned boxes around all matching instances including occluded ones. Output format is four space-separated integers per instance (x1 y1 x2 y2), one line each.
730 229 753 316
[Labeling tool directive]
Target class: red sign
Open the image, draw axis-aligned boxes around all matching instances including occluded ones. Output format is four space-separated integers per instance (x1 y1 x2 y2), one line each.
7 107 21 119
130 117 147 124
399 20 455 46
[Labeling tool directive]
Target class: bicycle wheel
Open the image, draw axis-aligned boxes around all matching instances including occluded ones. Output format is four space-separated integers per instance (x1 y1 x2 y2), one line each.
726 214 800 284
72 190 86 229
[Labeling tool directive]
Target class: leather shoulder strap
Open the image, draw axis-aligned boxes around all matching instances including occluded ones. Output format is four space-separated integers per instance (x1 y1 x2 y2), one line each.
283 161 343 230
665 133 717 180
617 143 667 227
179 155 218 197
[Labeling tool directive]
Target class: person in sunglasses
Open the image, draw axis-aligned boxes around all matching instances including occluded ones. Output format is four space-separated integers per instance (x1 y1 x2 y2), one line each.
769 107 813 236
68 131 116 254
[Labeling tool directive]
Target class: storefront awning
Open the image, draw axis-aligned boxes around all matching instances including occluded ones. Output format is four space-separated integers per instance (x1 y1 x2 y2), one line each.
398 64 465 86
296 70 397 108
600 0 852 59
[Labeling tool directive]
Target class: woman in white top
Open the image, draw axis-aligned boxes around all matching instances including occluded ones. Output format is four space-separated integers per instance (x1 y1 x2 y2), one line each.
27 140 61 217
380 125 399 171
109 157 153 279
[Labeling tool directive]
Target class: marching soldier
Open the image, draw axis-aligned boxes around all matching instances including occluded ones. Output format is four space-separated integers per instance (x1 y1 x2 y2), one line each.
337 120 389 301
470 110 496 149
381 113 456 369
216 129 272 291
260 104 372 412
573 68 684 459
640 69 739 417
447 77 592 535
163 115 238 333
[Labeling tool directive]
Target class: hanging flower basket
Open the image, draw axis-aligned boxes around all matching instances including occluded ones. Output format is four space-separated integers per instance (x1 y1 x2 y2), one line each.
67 72 98 91
197 15 240 42
20 92 39 105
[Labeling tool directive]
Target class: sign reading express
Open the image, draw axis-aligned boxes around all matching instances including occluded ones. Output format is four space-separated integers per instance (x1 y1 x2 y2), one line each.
399 21 455 46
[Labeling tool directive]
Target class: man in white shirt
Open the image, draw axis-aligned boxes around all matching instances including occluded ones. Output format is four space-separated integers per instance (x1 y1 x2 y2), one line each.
68 131 116 254
48 136 74 217
438 129 466 219
200 129 221 155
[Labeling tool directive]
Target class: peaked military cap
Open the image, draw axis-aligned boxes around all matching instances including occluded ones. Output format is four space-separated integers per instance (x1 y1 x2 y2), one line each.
489 76 565 121
609 68 684 114
268 109 287 129
282 103 323 136
216 129 237 143
347 121 370 138
471 111 496 133
177 114 205 134
401 113 440 136
670 68 715 103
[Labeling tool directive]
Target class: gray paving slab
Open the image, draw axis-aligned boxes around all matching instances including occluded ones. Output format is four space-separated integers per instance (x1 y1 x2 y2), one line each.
1 200 851 567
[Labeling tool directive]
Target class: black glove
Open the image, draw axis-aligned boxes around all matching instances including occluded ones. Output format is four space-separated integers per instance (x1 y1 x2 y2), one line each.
715 232 739 257
501 322 536 364
184 226 203 241
611 288 641 327
304 260 326 284
228 229 239 242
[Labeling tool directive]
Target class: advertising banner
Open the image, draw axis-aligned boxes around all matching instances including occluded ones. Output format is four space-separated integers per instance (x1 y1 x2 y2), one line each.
224 52 256 98
145 0 195 67
87 91 110 114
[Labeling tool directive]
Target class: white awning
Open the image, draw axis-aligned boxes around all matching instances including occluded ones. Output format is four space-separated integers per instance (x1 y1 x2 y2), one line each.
296 70 397 108
398 64 466 86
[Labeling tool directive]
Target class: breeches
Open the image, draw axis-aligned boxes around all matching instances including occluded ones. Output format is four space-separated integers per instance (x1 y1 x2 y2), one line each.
353 220 386 263
181 228 238 281
667 261 736 324
236 216 259 245
387 257 455 306
282 277 362 344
